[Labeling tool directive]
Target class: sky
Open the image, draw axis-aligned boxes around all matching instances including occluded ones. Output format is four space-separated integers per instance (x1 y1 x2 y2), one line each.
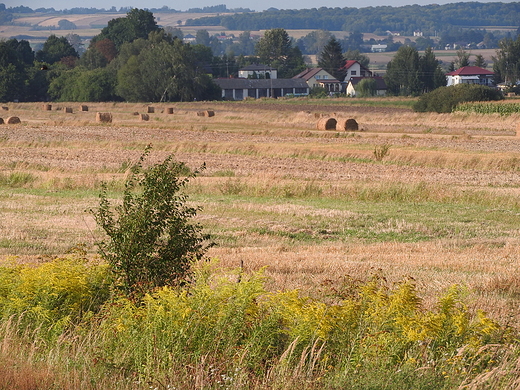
3 0 518 12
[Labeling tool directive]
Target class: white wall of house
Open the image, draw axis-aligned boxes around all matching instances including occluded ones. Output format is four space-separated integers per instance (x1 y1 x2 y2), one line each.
446 75 494 87
238 69 278 79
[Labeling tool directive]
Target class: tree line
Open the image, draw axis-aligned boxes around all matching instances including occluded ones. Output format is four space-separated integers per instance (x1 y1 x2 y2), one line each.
1 8 519 103
186 3 520 37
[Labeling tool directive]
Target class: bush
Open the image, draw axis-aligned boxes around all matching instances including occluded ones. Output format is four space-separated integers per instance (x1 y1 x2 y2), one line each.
91 146 212 298
413 84 503 113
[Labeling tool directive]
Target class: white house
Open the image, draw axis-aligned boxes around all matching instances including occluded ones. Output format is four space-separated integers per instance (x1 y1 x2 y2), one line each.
292 68 342 93
341 60 373 83
446 66 495 87
371 44 388 53
214 78 309 100
238 64 278 79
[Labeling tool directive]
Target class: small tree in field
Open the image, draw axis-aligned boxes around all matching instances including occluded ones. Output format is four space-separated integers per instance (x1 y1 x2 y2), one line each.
92 146 211 298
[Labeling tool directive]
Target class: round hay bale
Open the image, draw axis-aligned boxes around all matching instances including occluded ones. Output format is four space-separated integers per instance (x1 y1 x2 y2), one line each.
0 118 4 124
147 106 155 113
132 112 139 116
42 104 52 111
167 107 174 114
204 110 215 117
196 111 205 117
316 117 337 130
80 105 88 112
336 118 359 131
139 113 150 121
2 106 8 111
6 116 21 124
65 107 73 113
96 112 112 123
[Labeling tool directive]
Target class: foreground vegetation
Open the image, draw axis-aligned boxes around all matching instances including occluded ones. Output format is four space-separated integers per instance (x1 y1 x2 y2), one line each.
0 256 518 390
0 100 519 388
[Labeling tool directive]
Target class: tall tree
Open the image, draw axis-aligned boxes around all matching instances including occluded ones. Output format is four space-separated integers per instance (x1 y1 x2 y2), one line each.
419 47 446 93
93 8 159 50
35 35 78 64
474 54 487 68
255 28 305 78
493 35 520 85
318 37 346 80
385 46 421 96
454 48 470 68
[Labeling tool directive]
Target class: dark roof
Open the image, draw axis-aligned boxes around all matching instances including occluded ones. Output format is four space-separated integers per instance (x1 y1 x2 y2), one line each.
239 64 277 72
348 76 387 90
293 68 339 82
446 66 494 76
214 78 309 89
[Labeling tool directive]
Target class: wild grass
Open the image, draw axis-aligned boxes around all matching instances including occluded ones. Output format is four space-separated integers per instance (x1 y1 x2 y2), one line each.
0 102 520 388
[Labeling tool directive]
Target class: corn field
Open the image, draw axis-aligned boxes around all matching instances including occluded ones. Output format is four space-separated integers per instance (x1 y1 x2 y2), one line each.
455 101 520 115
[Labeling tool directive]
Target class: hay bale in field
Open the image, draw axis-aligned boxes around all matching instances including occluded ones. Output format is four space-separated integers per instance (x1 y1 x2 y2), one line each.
132 112 139 116
42 104 52 111
2 106 8 111
6 116 21 124
80 105 88 112
167 107 174 114
147 106 154 113
0 118 4 124
196 110 215 117
139 113 150 121
316 117 337 130
96 112 112 123
336 118 359 131
65 107 73 113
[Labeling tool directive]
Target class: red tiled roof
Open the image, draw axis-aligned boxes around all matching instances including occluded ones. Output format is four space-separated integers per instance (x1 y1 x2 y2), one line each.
446 66 494 76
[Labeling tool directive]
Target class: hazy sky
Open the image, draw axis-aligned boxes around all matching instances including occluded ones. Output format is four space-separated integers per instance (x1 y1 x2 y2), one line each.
4 0 519 12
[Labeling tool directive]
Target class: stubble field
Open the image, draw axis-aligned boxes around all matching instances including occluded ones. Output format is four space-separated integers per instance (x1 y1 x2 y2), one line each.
0 98 519 327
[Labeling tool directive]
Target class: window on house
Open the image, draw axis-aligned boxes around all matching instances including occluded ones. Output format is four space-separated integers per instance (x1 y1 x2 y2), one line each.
351 71 357 75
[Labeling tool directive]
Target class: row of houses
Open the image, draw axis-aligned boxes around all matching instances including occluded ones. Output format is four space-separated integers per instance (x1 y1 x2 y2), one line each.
214 62 497 100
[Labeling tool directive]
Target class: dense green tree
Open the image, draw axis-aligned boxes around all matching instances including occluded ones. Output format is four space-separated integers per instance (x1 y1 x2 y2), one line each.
318 37 346 80
195 30 211 46
493 35 520 85
35 34 78 64
93 8 159 50
356 78 377 97
385 45 422 96
386 45 445 96
0 39 33 101
255 28 305 78
116 39 220 102
419 47 447 93
49 67 117 101
297 30 332 54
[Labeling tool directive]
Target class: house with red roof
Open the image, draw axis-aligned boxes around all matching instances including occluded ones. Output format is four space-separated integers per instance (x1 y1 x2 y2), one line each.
341 60 373 82
446 66 495 87
292 68 342 93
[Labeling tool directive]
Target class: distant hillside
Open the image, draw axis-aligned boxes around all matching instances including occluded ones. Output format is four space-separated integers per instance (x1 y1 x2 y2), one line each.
185 2 520 35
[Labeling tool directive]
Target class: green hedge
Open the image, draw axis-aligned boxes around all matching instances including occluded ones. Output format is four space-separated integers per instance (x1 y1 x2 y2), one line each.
413 84 503 113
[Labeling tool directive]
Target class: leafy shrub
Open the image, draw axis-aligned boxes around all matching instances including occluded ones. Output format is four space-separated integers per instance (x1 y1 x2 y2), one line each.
91 146 212 298
413 84 503 113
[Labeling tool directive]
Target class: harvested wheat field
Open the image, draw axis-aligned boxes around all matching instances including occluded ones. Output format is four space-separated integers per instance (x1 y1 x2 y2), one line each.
1 98 519 326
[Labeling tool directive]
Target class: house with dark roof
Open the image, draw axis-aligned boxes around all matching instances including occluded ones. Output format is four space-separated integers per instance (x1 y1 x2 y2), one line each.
292 68 342 93
446 66 495 87
214 78 309 100
238 64 278 80
341 60 373 83
345 77 387 97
